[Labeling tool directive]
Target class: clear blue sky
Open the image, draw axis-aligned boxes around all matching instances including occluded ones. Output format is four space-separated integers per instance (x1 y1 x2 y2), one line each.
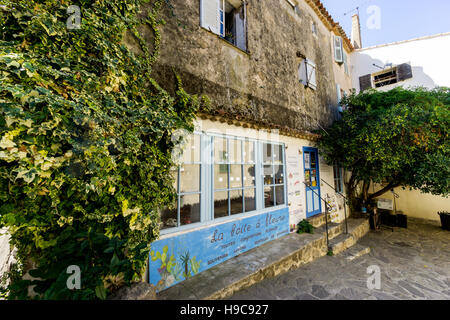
321 0 450 48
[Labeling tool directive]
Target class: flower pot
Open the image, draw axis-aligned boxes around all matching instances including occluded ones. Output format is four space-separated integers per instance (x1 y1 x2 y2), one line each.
438 212 450 231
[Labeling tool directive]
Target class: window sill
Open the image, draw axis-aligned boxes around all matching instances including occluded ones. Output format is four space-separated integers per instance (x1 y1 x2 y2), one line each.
159 205 288 240
200 27 251 56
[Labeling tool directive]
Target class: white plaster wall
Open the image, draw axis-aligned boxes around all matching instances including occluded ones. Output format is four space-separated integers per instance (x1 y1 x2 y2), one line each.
372 185 450 222
352 33 450 91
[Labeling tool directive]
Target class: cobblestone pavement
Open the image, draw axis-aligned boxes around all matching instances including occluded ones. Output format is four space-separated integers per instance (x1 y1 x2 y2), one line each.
229 218 450 300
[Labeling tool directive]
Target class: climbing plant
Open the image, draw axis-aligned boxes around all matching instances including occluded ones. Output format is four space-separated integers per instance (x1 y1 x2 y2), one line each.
0 0 200 299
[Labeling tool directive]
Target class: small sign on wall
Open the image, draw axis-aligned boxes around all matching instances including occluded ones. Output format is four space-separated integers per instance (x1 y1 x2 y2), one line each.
377 198 393 210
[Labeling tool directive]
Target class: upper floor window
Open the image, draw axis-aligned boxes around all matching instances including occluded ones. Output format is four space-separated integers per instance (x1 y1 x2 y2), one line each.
200 0 247 51
299 58 317 90
311 21 318 36
334 35 343 63
359 63 413 91
333 163 344 194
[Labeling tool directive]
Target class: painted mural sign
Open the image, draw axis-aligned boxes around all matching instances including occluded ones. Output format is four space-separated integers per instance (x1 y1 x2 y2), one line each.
149 207 289 291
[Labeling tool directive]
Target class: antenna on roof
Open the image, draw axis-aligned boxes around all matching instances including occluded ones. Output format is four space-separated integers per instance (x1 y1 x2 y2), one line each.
343 6 359 17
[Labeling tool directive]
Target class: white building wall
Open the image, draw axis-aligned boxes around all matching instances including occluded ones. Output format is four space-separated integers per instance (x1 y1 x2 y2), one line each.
352 32 450 92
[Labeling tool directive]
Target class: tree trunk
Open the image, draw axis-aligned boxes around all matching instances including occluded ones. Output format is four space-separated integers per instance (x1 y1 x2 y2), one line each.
368 182 401 200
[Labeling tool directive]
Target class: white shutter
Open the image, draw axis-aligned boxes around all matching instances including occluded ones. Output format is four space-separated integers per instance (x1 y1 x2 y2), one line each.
298 60 307 86
334 36 343 63
200 0 220 35
336 84 341 104
306 59 317 90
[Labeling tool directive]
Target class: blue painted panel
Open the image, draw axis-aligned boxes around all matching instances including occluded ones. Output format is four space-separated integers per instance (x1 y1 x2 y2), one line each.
149 207 289 292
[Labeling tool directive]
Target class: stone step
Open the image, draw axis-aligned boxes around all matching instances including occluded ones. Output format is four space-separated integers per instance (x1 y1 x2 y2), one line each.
313 222 344 240
341 243 371 261
306 212 333 228
329 218 370 255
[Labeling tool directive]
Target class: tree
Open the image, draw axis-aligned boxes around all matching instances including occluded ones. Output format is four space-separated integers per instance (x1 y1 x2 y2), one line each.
0 0 199 299
318 87 450 212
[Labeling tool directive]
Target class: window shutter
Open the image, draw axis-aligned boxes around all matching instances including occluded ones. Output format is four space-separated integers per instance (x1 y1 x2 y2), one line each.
200 0 220 35
397 63 413 82
343 52 349 75
298 60 307 86
233 3 247 51
334 36 343 63
306 59 317 90
336 84 341 105
359 74 372 91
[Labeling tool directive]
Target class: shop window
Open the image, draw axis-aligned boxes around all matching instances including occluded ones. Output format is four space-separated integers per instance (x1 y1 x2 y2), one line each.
263 143 285 208
160 134 202 230
201 0 247 51
214 137 256 218
160 133 287 234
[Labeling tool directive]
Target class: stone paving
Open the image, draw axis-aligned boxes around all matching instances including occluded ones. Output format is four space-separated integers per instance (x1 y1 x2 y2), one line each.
229 218 450 300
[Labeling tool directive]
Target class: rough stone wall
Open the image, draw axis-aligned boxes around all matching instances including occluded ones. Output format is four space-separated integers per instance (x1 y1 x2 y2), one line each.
132 0 340 133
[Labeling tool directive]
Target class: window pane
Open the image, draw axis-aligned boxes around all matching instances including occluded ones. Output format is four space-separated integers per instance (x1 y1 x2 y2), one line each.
274 165 284 184
263 143 272 163
169 167 178 192
243 165 255 187
160 202 178 230
180 194 200 226
264 186 275 208
180 164 200 193
214 191 229 219
230 190 243 215
244 188 256 212
264 165 273 185
275 186 285 206
230 164 242 188
243 140 255 163
228 139 242 163
214 137 228 163
273 144 283 164
181 134 201 163
214 164 228 190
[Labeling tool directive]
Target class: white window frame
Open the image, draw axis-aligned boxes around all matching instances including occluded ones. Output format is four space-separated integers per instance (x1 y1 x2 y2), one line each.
334 35 343 63
160 132 287 236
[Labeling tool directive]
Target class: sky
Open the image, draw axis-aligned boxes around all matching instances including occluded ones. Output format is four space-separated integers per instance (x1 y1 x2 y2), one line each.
320 0 450 48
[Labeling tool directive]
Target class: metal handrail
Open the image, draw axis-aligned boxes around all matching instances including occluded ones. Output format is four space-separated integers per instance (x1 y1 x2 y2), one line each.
320 179 349 234
302 181 331 250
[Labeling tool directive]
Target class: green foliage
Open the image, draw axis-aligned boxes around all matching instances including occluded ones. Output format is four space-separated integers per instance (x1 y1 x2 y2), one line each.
318 87 450 203
0 0 199 299
297 219 314 234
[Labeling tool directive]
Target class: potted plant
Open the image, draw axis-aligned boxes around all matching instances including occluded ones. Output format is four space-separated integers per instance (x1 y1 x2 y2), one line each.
438 211 450 231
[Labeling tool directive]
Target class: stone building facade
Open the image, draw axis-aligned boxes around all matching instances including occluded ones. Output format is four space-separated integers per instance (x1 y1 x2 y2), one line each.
141 0 355 292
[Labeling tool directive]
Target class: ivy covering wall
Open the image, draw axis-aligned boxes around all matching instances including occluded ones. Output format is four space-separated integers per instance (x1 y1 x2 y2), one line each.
0 0 199 299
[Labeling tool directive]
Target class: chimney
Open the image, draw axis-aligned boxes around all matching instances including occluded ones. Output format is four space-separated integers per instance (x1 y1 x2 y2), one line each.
351 14 362 49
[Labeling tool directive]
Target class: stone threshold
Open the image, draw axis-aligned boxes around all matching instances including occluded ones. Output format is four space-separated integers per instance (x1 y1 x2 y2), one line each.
157 218 369 300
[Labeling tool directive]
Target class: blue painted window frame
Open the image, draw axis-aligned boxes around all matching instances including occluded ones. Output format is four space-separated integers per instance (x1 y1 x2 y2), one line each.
302 146 322 217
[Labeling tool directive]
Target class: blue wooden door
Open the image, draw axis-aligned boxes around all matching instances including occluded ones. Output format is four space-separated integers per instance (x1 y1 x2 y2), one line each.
303 147 322 217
